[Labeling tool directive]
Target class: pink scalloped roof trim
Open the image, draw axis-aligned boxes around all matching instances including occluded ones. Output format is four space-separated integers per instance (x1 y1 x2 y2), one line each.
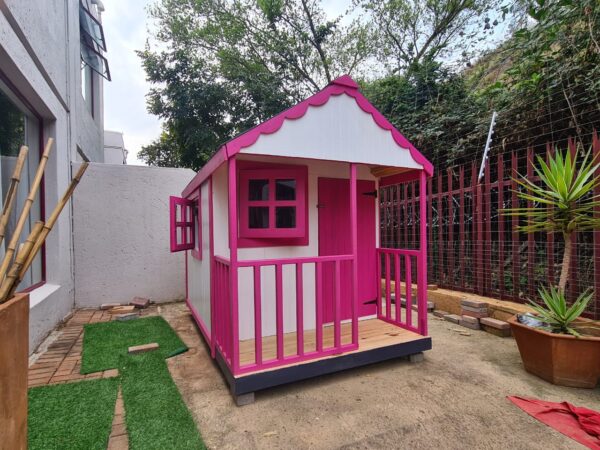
182 75 433 197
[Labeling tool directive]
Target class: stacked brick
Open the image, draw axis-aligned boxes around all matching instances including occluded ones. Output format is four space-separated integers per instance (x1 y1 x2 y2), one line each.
438 298 511 337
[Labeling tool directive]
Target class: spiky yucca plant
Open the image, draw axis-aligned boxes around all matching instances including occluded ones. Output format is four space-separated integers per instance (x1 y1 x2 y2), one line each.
504 148 600 334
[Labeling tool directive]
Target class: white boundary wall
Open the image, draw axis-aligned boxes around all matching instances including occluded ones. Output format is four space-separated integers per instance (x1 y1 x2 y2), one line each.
72 163 195 307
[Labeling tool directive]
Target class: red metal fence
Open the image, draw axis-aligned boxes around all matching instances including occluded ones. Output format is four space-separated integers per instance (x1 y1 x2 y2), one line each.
380 131 600 319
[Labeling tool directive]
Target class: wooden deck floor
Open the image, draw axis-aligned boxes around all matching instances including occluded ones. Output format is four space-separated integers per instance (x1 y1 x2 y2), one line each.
237 318 424 374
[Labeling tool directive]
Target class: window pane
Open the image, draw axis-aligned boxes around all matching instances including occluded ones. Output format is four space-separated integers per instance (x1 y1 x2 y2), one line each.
0 87 42 290
249 179 269 201
249 207 269 228
275 179 296 200
276 207 296 228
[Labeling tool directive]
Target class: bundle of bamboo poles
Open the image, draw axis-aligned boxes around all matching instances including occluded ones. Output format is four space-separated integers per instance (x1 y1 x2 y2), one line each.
0 138 88 304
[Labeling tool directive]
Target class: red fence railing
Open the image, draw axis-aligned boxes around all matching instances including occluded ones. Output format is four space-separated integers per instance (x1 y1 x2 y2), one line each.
380 131 600 319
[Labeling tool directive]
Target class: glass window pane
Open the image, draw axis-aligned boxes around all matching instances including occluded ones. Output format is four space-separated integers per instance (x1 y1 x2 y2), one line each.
248 179 269 201
275 179 296 200
276 207 296 228
249 207 269 228
0 87 42 290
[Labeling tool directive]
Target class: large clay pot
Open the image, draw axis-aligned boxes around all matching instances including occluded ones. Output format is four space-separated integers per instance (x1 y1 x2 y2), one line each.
508 315 600 388
0 293 29 450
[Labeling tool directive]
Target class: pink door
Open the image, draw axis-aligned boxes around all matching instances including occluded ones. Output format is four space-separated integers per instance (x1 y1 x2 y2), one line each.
318 178 377 322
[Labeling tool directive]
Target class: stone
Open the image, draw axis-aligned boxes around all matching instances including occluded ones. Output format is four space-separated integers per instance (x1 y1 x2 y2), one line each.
461 309 488 319
100 303 121 310
130 297 150 309
427 284 438 291
433 310 449 318
460 315 481 330
480 317 510 329
116 313 139 321
481 324 512 337
443 314 461 324
411 301 435 312
109 305 136 315
461 304 488 313
408 352 424 363
460 298 489 309
128 343 159 354
235 392 255 406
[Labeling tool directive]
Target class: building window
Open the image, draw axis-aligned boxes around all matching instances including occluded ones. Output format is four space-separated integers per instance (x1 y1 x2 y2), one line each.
0 82 43 290
239 167 307 239
81 63 94 116
191 194 202 260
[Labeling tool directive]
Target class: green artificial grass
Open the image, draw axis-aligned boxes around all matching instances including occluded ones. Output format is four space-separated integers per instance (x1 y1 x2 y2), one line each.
82 316 187 373
120 352 205 450
28 378 119 450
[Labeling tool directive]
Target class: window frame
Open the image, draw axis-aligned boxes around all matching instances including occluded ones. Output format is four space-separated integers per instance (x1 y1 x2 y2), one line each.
238 165 308 242
169 196 195 252
190 190 202 260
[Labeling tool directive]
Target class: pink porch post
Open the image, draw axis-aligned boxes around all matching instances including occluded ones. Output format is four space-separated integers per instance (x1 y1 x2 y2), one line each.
228 156 240 373
349 163 359 345
418 170 428 335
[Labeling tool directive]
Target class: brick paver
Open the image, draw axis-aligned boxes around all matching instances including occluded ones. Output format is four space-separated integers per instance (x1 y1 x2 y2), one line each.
28 305 158 450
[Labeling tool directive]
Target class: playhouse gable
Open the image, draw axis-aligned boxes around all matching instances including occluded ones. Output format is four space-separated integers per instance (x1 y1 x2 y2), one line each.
233 77 430 172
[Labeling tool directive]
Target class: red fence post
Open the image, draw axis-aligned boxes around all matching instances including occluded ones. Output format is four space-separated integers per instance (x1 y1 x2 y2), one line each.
484 160 492 293
437 175 444 284
526 147 535 300
546 143 555 286
511 152 520 300
459 166 465 289
447 168 454 285
497 154 505 298
594 130 600 319
568 137 579 303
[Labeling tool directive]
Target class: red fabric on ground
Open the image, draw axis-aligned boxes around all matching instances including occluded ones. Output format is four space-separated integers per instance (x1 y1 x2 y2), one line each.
508 396 600 449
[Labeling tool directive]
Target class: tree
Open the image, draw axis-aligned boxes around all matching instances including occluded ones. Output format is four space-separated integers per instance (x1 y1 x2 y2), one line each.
138 0 371 169
361 0 502 73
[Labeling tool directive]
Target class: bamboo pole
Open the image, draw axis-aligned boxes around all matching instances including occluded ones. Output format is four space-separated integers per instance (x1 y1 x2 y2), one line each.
0 138 52 282
0 146 29 247
0 163 89 303
0 222 44 301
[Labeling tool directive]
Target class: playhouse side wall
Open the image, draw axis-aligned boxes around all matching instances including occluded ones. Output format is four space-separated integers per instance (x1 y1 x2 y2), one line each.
187 179 212 335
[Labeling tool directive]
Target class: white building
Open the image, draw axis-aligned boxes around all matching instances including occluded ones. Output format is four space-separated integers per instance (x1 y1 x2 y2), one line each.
0 0 110 348
103 130 128 164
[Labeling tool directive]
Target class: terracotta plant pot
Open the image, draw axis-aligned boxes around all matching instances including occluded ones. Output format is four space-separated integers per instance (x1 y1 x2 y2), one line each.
508 315 600 388
0 293 29 450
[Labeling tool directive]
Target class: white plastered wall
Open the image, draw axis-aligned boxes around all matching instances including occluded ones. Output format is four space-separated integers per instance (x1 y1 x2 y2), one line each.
187 180 211 332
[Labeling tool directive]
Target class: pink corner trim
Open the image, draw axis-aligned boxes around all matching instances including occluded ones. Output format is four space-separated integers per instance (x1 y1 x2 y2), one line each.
181 75 433 197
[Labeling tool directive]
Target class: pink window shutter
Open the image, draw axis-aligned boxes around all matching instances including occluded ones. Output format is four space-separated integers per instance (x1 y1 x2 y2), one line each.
170 196 195 252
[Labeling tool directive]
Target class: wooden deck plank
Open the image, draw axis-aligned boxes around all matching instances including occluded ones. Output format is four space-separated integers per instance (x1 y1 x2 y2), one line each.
237 318 423 376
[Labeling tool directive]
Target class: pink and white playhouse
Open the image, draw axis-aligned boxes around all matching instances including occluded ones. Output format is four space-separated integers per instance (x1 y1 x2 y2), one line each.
169 75 434 404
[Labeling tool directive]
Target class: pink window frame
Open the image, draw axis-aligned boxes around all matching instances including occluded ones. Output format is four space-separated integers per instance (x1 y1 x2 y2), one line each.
190 190 202 260
238 166 307 240
169 196 195 252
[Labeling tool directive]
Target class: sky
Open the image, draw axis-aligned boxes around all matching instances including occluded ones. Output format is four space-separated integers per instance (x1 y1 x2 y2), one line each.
101 0 350 165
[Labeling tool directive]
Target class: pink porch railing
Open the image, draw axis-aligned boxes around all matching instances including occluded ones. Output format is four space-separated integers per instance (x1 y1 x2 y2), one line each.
376 248 428 335
214 254 360 376
213 256 233 368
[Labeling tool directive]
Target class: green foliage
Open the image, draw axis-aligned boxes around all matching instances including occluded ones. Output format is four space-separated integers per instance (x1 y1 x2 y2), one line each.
504 149 600 236
528 286 593 335
138 0 371 169
82 316 187 373
120 352 205 450
28 378 119 450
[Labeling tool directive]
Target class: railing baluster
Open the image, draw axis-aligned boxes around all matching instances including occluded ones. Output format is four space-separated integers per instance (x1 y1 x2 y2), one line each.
376 251 382 319
405 254 413 329
334 259 341 350
394 253 401 324
253 265 262 366
315 261 323 352
385 253 391 320
275 263 284 361
296 263 304 356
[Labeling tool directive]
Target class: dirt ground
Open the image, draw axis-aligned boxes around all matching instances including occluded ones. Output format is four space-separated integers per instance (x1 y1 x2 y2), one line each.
160 302 600 450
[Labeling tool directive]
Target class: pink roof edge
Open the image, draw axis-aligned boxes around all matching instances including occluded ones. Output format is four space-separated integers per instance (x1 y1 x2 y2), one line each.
182 75 433 197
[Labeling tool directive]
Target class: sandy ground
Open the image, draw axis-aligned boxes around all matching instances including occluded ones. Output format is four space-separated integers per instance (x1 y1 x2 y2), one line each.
160 303 600 450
